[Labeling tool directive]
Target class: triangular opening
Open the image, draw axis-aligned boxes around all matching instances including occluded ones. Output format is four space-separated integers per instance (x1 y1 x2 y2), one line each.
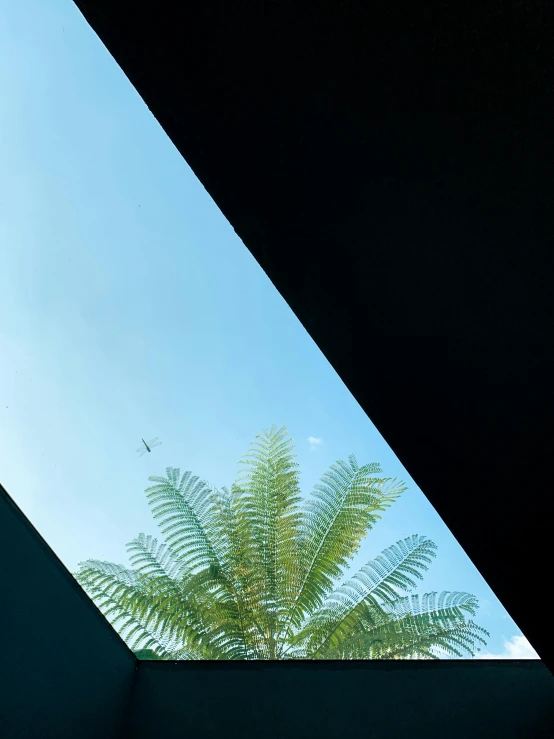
0 1 537 661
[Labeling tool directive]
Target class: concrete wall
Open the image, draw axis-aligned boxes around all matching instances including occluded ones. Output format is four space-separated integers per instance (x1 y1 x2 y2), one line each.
128 660 554 739
0 485 137 739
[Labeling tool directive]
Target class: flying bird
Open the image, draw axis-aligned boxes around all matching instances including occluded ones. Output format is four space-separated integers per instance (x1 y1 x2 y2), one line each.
137 437 162 457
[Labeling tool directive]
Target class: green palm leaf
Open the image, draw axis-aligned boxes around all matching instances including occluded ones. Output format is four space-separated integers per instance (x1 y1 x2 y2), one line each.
292 535 438 656
145 468 226 576
125 535 220 654
323 592 489 659
129 534 250 658
233 425 303 657
76 561 175 655
286 459 406 633
210 484 276 658
76 426 489 660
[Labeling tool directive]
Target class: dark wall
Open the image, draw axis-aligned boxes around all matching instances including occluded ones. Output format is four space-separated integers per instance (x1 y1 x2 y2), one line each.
129 660 554 739
2 481 553 739
0 485 137 739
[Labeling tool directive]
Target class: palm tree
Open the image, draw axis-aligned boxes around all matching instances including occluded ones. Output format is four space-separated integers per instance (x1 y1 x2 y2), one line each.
76 426 488 659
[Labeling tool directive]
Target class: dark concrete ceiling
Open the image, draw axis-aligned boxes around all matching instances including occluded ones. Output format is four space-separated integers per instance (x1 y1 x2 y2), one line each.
72 1 554 670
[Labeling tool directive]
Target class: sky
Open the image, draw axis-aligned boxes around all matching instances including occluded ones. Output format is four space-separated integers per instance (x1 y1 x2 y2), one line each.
0 0 538 659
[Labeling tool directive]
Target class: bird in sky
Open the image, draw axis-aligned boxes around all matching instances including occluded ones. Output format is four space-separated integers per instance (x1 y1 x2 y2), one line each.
137 437 162 457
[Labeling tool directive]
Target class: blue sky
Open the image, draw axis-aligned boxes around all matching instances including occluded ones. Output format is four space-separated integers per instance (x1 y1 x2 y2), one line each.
0 0 537 659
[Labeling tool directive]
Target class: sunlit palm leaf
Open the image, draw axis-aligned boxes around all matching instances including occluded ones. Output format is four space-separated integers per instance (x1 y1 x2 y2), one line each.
76 427 488 661
319 591 488 659
145 469 226 575
286 460 407 634
76 561 175 654
233 425 303 657
292 535 438 656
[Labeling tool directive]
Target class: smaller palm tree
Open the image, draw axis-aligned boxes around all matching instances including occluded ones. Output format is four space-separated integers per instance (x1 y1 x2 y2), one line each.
76 426 488 659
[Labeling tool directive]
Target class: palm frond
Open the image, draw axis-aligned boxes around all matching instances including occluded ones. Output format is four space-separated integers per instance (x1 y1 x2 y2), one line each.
127 535 249 659
210 485 274 658
125 535 212 650
233 426 303 657
387 591 480 621
287 459 407 632
75 561 175 655
294 535 437 657
145 468 228 578
75 427 490 661
127 534 185 581
320 591 488 659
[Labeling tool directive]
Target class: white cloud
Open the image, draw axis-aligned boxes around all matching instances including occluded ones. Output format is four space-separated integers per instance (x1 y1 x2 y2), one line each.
307 436 322 451
478 635 539 660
